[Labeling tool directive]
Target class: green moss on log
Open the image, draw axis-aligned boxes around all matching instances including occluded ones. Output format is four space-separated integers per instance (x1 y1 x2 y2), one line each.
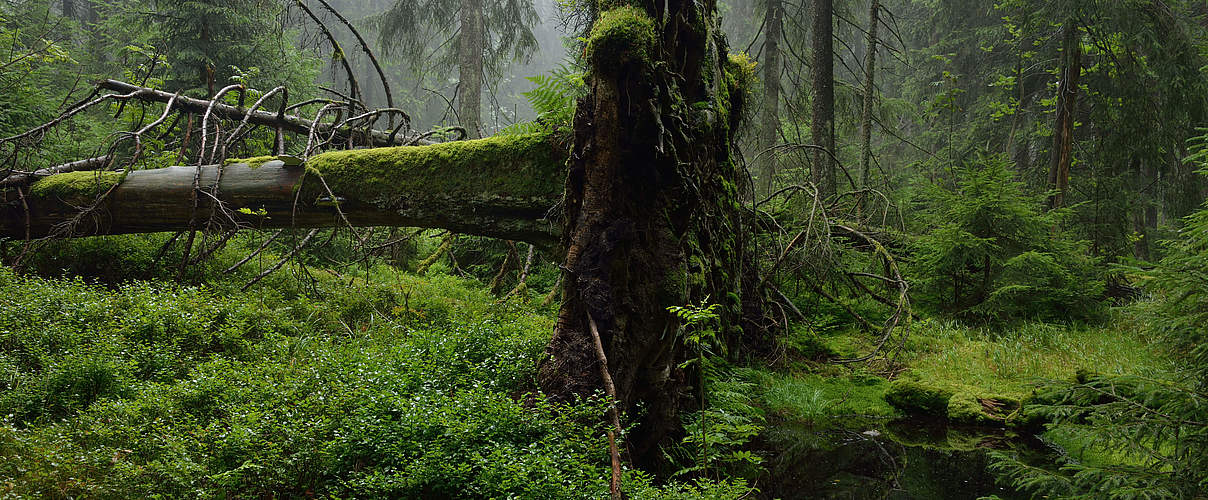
28 171 126 199
223 156 278 168
300 132 567 209
587 6 656 72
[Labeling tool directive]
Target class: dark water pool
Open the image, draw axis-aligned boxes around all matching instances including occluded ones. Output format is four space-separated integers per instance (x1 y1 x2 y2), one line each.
755 420 1048 499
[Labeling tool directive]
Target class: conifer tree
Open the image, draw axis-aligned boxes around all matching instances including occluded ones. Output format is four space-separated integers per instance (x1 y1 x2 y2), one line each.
378 0 538 137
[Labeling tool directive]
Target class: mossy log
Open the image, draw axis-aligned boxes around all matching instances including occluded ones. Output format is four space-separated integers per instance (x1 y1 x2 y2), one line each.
0 133 567 247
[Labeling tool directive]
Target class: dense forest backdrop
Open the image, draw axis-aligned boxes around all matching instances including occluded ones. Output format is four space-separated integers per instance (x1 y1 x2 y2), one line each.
1 0 1207 498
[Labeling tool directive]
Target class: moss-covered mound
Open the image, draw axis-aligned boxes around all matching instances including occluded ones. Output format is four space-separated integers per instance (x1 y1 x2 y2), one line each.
884 378 1021 426
885 379 954 415
587 6 656 72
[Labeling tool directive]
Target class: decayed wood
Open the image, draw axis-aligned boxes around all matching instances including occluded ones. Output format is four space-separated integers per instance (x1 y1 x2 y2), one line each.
0 159 561 247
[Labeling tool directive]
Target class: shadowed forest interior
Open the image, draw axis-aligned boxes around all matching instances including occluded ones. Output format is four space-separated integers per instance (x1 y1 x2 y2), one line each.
1 0 1207 498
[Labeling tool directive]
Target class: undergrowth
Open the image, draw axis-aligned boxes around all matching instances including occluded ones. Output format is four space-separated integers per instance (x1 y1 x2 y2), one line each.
0 233 750 498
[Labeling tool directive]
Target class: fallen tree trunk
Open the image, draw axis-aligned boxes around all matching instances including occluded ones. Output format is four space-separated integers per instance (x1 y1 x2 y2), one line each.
0 133 566 247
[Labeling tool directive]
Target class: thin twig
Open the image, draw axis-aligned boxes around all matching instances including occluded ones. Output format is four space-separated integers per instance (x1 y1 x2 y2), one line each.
225 229 285 273
587 314 624 500
242 228 320 291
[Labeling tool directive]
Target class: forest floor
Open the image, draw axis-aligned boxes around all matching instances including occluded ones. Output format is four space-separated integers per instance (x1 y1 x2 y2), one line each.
0 233 1177 498
768 314 1174 416
747 311 1178 498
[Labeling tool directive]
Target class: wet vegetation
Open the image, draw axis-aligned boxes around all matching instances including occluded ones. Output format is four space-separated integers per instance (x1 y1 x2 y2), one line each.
2 0 1208 498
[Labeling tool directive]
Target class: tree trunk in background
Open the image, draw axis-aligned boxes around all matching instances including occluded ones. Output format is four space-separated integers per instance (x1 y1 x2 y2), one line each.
1132 159 1159 260
537 1 755 467
811 0 836 196
85 0 97 24
860 0 879 189
1047 21 1081 210
760 0 783 195
458 0 485 139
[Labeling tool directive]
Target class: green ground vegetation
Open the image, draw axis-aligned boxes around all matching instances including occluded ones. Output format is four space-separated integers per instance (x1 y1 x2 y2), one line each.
0 233 747 498
762 316 1174 425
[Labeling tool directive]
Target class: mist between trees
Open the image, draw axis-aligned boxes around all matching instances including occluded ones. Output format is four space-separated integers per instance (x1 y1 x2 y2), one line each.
1 0 1206 498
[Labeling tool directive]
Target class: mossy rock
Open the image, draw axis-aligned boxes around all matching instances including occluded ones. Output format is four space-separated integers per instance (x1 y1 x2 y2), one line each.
1009 403 1050 433
946 391 1020 425
29 171 127 200
884 379 953 416
587 6 656 72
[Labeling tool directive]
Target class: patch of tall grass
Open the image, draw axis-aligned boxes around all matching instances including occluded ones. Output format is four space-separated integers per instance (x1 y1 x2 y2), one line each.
894 316 1174 399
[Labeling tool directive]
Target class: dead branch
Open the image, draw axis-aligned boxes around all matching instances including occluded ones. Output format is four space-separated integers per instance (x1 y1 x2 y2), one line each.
226 229 285 273
542 274 562 306
222 86 287 159
292 0 362 104
490 241 519 295
415 233 453 275
242 228 320 290
95 80 425 147
502 243 536 300
587 314 624 500
830 223 910 364
308 0 400 128
0 155 111 187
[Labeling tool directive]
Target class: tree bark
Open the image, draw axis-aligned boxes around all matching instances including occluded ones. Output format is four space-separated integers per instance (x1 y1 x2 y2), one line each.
1047 20 1081 210
860 0 880 189
812 0 836 196
760 0 783 195
537 2 755 467
458 0 485 138
0 135 566 247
